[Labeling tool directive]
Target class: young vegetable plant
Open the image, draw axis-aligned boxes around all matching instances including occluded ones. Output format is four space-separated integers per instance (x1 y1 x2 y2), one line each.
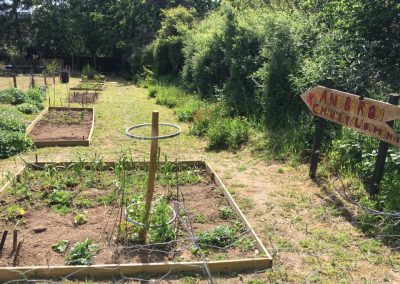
73 213 88 226
52 240 69 253
65 239 99 265
4 205 25 222
219 206 234 220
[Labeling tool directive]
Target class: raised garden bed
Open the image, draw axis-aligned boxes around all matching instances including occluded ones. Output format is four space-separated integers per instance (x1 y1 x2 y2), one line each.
0 160 271 281
70 82 105 92
26 107 95 147
68 91 99 104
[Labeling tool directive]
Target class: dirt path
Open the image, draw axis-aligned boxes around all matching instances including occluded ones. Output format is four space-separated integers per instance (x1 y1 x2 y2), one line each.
0 77 399 283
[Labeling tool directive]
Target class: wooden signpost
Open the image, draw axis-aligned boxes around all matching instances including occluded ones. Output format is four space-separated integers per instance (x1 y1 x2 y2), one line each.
301 86 400 194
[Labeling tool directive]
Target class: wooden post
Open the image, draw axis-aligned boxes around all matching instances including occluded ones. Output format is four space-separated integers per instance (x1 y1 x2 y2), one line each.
29 73 35 88
12 74 17 88
138 111 159 243
44 75 47 87
368 94 400 195
309 117 325 179
0 231 8 255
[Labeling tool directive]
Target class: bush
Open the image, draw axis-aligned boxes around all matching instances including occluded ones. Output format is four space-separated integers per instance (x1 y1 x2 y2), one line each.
0 130 33 158
82 64 95 80
16 103 39 114
0 89 13 104
148 87 158 98
190 104 228 137
0 106 26 132
25 88 46 109
207 117 249 151
175 98 203 122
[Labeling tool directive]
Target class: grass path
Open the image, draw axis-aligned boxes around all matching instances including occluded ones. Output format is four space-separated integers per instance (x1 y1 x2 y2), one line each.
0 77 399 283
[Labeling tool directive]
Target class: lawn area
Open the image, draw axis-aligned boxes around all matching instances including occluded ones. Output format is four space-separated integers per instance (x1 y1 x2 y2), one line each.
0 76 399 283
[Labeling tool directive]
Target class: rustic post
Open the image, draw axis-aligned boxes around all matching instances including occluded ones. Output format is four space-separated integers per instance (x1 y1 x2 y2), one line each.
29 73 35 88
368 94 400 195
12 73 17 88
44 75 47 87
138 111 159 243
309 117 325 179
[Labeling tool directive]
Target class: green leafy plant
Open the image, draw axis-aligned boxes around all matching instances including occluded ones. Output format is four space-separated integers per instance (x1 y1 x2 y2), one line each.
4 205 25 222
52 240 69 253
193 213 206 223
196 225 238 249
219 206 234 219
73 213 88 226
65 239 99 265
82 64 96 80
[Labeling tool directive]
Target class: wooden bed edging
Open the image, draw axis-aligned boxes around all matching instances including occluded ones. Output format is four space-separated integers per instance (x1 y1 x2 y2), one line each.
0 160 272 281
0 258 271 281
26 107 95 147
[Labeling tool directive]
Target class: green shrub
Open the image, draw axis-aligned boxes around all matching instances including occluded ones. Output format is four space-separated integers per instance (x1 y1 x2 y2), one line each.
16 103 39 114
9 88 26 105
25 88 46 109
206 117 249 151
190 104 228 137
0 106 26 132
175 98 203 122
0 89 13 104
148 87 158 98
82 64 95 80
0 132 33 158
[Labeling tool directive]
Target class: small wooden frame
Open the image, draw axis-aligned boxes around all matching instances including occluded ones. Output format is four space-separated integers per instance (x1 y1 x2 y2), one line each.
26 107 95 147
0 160 272 282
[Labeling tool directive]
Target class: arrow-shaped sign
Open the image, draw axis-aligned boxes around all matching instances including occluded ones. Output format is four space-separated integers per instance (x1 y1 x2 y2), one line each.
301 86 400 147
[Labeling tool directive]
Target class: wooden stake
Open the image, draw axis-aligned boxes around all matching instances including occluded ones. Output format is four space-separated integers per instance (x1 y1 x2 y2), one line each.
12 240 23 266
309 117 325 179
0 231 8 256
44 75 47 87
369 94 400 195
12 74 17 88
138 111 159 243
9 230 17 257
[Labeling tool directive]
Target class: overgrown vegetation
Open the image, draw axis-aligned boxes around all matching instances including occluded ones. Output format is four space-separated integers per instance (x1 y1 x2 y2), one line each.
0 106 34 158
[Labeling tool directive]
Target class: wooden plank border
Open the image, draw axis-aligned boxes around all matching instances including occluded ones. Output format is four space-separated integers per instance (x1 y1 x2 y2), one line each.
26 107 95 147
0 160 272 281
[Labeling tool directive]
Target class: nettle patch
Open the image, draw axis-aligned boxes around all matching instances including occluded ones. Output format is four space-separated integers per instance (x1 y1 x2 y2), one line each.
0 156 263 268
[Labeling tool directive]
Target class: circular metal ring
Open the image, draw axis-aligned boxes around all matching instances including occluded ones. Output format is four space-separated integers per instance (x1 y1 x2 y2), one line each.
125 203 177 228
125 123 181 140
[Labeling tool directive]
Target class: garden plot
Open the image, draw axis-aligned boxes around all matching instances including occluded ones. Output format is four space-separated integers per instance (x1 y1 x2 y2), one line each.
68 91 99 104
70 82 105 92
27 107 95 147
0 160 271 281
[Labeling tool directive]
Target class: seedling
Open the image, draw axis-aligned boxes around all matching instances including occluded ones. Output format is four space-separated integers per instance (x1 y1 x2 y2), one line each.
73 213 88 226
219 206 234 219
4 205 25 222
52 240 69 253
193 213 207 223
196 225 238 249
65 239 99 265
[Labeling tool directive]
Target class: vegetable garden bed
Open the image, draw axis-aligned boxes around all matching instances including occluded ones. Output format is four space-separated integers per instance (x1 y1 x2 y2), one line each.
0 160 271 281
68 91 99 104
70 82 105 92
26 107 95 147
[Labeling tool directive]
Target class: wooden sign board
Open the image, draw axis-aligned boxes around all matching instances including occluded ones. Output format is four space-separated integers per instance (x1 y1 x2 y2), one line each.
301 86 400 147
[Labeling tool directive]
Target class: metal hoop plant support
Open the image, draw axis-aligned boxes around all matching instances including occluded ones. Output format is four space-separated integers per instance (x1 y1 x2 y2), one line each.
125 123 181 140
125 202 177 228
125 113 181 243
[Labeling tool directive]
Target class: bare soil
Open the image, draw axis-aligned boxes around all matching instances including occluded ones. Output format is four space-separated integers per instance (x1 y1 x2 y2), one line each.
28 109 93 142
